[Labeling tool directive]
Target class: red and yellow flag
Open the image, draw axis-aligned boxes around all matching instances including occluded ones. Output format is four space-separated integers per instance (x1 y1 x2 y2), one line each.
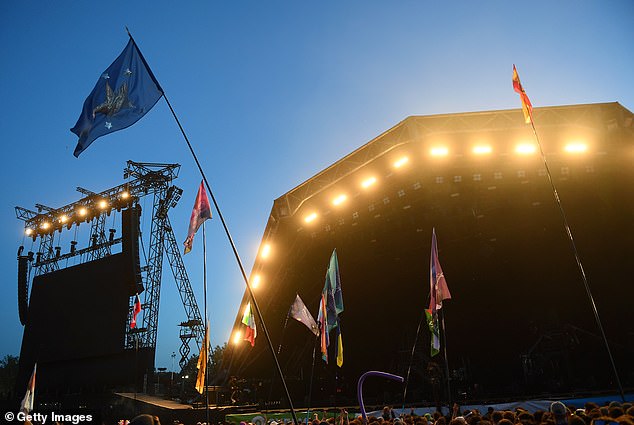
512 64 533 124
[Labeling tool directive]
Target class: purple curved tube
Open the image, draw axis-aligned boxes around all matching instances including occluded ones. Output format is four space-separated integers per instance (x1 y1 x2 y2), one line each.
357 371 404 424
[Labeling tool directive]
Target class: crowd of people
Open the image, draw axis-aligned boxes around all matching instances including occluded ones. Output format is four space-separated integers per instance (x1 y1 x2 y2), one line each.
32 399 631 425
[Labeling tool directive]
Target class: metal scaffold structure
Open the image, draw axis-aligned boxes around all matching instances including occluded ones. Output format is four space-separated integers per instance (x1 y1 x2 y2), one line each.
16 160 204 369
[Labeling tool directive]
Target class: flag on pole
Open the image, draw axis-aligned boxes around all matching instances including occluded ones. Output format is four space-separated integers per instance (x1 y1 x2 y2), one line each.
289 294 319 336
184 181 212 254
425 309 440 357
318 294 329 362
71 37 163 157
336 327 344 368
20 363 36 413
512 64 533 124
429 228 451 313
130 293 142 329
195 322 210 394
427 229 450 357
242 302 257 347
317 249 344 366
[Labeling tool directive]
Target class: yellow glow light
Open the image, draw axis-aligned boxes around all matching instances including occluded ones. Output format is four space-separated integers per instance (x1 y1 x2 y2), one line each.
304 212 318 223
565 142 587 153
251 274 261 289
361 177 377 189
232 331 242 345
59 214 68 223
99 200 108 209
121 191 130 199
40 222 50 230
430 147 449 157
332 194 347 206
25 228 33 236
393 156 409 168
473 145 492 155
78 207 88 217
260 244 271 259
515 143 536 155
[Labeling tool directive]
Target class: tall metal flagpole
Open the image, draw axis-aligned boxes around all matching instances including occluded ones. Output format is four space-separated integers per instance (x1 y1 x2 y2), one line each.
527 119 625 401
126 28 300 425
203 223 210 425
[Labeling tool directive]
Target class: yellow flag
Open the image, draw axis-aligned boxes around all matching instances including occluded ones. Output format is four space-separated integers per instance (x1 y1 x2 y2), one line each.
195 323 210 394
336 329 344 367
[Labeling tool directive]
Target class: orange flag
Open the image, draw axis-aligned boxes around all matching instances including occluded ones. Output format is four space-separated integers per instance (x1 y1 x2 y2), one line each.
512 65 533 124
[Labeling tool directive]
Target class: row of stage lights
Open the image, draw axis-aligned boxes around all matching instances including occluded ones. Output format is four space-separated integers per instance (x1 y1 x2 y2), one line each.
230 140 590 345
231 242 272 345
24 191 133 239
301 141 589 225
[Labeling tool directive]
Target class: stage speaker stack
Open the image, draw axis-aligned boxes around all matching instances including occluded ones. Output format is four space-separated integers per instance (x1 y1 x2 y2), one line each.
122 205 143 296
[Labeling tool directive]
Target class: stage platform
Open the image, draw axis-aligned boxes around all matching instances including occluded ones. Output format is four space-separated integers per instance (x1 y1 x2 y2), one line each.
115 392 241 424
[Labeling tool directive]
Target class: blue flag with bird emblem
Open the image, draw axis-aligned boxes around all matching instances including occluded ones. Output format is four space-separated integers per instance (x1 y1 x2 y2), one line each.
71 38 163 157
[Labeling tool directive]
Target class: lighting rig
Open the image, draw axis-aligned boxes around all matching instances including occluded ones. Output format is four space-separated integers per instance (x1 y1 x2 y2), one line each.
16 161 204 368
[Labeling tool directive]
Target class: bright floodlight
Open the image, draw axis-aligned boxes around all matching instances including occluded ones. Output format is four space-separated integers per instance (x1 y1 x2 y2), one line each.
430 147 449 157
99 200 108 209
25 228 33 236
393 156 409 168
260 244 271 259
565 142 587 153
251 274 261 289
78 207 88 217
232 331 242 345
59 214 68 223
304 212 318 223
40 222 50 230
361 177 377 189
515 143 536 155
121 191 130 199
332 194 347 206
473 145 492 155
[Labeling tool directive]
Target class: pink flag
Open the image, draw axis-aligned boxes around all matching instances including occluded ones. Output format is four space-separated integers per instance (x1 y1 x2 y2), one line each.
429 228 451 312
183 181 212 254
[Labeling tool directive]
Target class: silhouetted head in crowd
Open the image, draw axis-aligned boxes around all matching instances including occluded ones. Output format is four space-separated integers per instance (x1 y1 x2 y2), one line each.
551 402 568 425
130 414 161 425
491 411 504 425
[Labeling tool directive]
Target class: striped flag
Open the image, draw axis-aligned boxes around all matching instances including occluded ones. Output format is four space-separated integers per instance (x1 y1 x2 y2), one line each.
317 249 344 366
242 302 256 347
184 181 212 254
512 64 533 124
130 293 142 329
318 294 329 362
20 363 36 413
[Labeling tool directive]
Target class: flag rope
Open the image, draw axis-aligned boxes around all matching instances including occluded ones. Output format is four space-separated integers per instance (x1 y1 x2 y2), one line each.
125 29 300 425
401 310 426 411
527 119 625 401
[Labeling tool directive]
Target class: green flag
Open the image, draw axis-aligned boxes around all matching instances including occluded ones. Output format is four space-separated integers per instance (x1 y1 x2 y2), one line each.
425 309 440 357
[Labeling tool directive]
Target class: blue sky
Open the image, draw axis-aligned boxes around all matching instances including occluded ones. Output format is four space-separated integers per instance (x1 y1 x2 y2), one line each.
1 1 632 371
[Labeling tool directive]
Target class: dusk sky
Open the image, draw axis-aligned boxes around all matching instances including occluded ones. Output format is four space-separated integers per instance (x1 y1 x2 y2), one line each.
1 1 632 371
